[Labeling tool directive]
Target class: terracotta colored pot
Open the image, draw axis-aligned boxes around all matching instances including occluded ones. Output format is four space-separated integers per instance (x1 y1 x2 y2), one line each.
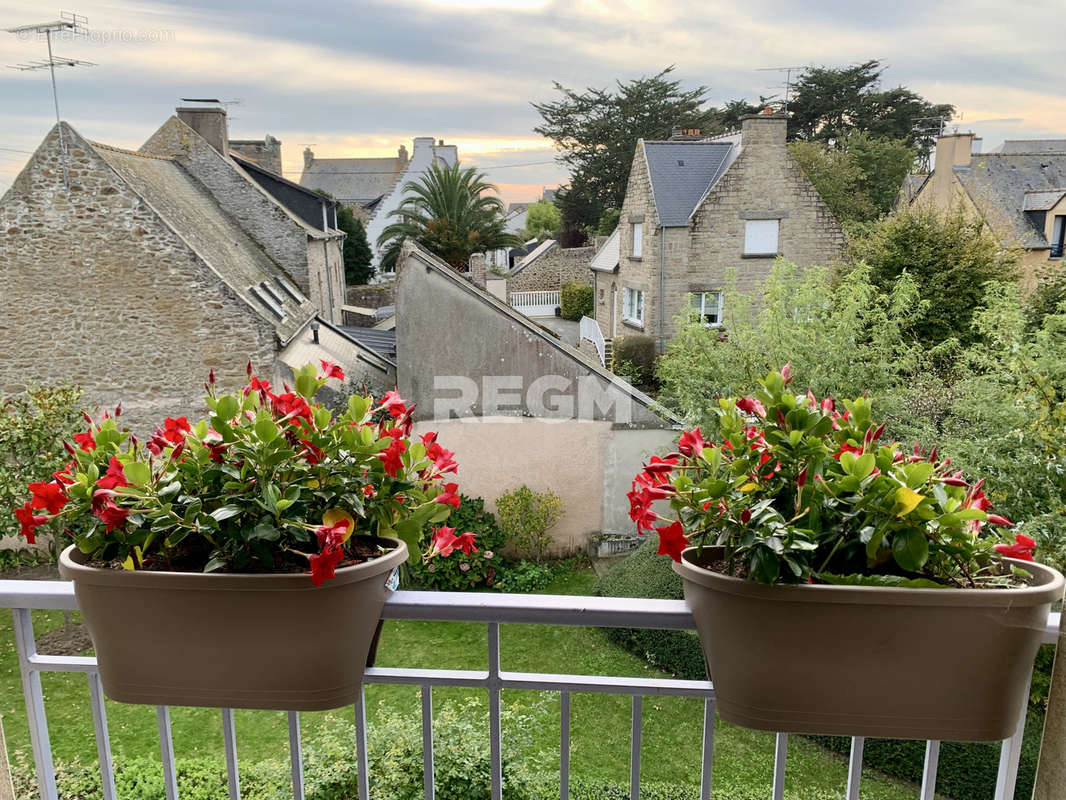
674 547 1064 741
58 538 407 710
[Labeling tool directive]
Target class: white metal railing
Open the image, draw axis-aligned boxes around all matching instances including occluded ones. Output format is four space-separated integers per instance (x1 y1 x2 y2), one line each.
579 316 606 366
0 581 1059 800
509 290 560 317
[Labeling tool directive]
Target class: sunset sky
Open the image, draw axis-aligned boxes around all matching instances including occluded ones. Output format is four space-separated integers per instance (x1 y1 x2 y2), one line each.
2 0 1064 204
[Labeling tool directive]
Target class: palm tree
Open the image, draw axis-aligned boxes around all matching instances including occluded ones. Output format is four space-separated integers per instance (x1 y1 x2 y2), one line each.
377 162 523 271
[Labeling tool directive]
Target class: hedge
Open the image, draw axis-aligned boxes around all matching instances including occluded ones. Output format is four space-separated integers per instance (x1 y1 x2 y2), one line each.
594 539 1053 800
560 282 593 321
612 335 658 387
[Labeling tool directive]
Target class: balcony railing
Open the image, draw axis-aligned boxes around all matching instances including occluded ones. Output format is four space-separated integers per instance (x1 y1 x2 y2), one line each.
0 579 1059 800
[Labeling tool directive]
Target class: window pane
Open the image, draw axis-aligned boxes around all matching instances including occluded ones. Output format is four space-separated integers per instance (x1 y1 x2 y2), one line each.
744 220 779 254
633 223 643 258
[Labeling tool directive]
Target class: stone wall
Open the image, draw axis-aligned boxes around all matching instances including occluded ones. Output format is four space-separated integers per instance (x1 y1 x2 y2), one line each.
0 124 277 433
508 244 595 292
229 135 283 176
345 282 395 308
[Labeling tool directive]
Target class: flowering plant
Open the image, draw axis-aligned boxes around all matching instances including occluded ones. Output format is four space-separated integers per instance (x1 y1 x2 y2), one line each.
14 362 474 585
630 366 1036 587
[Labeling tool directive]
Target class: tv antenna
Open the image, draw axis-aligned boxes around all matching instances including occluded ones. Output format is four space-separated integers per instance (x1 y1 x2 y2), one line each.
6 12 94 189
757 66 803 113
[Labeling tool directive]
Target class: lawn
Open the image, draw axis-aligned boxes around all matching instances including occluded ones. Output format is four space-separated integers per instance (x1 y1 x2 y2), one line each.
0 567 922 799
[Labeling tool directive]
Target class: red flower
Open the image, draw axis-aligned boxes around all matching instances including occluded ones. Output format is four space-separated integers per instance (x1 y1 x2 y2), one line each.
453 531 478 555
162 416 191 445
319 360 346 382
421 431 438 447
796 465 808 490
994 533 1035 562
655 520 691 563
381 390 408 419
435 483 461 509
95 498 130 533
740 508 752 524
272 393 312 424
426 443 458 475
73 430 96 452
315 519 351 550
299 438 325 465
833 442 862 460
678 428 705 458
987 514 1013 527
430 526 458 556
96 458 130 491
781 363 792 384
28 481 67 514
309 546 345 587
736 397 767 418
380 437 407 477
941 476 968 487
643 455 679 475
14 502 48 544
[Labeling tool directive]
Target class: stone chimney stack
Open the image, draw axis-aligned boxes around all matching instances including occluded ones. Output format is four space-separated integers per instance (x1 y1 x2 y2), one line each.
398 144 409 164
468 252 487 289
929 132 976 199
303 146 314 170
740 112 788 149
176 105 229 156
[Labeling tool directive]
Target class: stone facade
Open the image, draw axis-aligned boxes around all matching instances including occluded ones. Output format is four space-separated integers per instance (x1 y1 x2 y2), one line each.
594 115 845 347
345 282 395 308
142 115 346 323
508 243 596 292
0 125 277 432
230 135 283 176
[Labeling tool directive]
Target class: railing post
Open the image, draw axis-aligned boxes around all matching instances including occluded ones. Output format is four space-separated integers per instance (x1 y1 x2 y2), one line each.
772 733 787 800
630 695 643 800
221 709 240 800
920 740 940 800
699 699 714 800
287 711 305 800
354 688 370 800
560 691 571 800
421 686 434 800
1034 611 1066 799
87 672 117 800
488 622 503 800
156 706 179 800
12 609 57 800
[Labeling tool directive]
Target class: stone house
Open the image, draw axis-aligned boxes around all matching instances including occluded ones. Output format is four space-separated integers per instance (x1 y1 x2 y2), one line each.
0 121 395 432
395 241 678 553
506 241 596 293
592 113 845 350
298 137 459 271
909 133 1066 288
142 106 347 324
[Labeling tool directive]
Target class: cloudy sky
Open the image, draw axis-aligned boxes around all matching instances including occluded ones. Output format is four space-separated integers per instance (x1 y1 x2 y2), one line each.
1 0 1063 202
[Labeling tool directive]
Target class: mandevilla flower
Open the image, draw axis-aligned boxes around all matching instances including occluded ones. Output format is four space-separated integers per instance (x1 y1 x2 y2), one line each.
14 503 47 544
994 534 1036 562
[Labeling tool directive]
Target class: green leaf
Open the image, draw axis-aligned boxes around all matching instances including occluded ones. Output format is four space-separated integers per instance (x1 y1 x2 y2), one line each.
854 453 876 479
123 461 151 486
819 572 944 589
248 522 281 542
894 486 925 517
215 395 239 422
254 414 278 443
891 529 930 572
203 557 228 573
209 505 242 523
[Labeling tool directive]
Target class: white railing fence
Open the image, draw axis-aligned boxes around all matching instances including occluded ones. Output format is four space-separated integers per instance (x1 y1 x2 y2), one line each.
509 291 560 317
578 316 606 366
0 581 1057 800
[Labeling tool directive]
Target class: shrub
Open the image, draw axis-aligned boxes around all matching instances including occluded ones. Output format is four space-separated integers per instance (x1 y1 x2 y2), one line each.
496 486 565 563
594 538 706 680
407 495 507 590
560 282 593 321
612 335 657 388
494 559 556 593
0 384 85 560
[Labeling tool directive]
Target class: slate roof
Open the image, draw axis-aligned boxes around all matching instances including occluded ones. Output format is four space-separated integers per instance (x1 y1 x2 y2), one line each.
993 140 1066 155
337 326 397 361
89 141 316 341
1022 190 1066 211
589 227 620 273
298 156 406 205
955 152 1066 248
230 152 340 236
641 141 735 226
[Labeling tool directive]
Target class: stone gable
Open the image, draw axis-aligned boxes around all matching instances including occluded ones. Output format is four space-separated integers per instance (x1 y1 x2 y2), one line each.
508 243 595 292
0 124 279 432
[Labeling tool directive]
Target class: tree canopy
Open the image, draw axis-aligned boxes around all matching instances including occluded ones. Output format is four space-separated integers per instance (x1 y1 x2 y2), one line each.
522 199 561 240
335 206 374 285
377 162 522 271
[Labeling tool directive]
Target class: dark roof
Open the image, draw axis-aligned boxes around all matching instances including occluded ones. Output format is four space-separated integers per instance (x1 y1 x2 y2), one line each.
956 152 1066 248
642 141 734 226
338 326 396 361
231 153 337 233
994 140 1066 155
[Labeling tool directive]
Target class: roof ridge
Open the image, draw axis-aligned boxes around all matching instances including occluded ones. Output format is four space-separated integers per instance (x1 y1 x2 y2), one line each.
88 140 173 161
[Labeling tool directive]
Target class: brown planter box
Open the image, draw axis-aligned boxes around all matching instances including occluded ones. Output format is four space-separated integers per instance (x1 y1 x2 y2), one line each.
59 539 407 710
674 547 1064 741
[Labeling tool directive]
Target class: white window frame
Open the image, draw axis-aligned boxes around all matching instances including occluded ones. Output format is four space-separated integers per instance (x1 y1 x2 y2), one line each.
622 287 645 326
744 219 779 256
632 222 643 258
689 291 723 327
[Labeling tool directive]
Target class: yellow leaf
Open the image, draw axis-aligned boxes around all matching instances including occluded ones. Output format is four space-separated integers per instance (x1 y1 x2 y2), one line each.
895 487 924 517
121 555 135 571
322 509 356 543
740 482 760 493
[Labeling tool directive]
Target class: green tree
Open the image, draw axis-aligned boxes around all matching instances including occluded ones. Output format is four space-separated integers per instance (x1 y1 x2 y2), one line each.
377 162 522 271
847 133 917 214
335 206 374 285
533 66 715 231
788 60 954 157
522 199 561 239
847 205 1020 347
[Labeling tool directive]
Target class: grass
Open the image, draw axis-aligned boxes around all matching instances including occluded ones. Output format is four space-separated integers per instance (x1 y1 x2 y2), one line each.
0 566 922 799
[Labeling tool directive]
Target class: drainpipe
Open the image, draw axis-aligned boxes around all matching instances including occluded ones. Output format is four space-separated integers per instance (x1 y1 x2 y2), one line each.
659 226 666 353
323 239 335 323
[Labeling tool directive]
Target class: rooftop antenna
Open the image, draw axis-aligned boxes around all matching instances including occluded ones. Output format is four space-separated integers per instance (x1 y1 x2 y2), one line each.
757 66 803 114
912 114 952 171
6 11 94 189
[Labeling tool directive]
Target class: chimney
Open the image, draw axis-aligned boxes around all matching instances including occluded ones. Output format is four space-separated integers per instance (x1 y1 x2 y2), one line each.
413 137 435 154
468 252 487 289
740 112 787 148
303 146 314 170
398 144 408 164
176 105 229 156
934 132 976 171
